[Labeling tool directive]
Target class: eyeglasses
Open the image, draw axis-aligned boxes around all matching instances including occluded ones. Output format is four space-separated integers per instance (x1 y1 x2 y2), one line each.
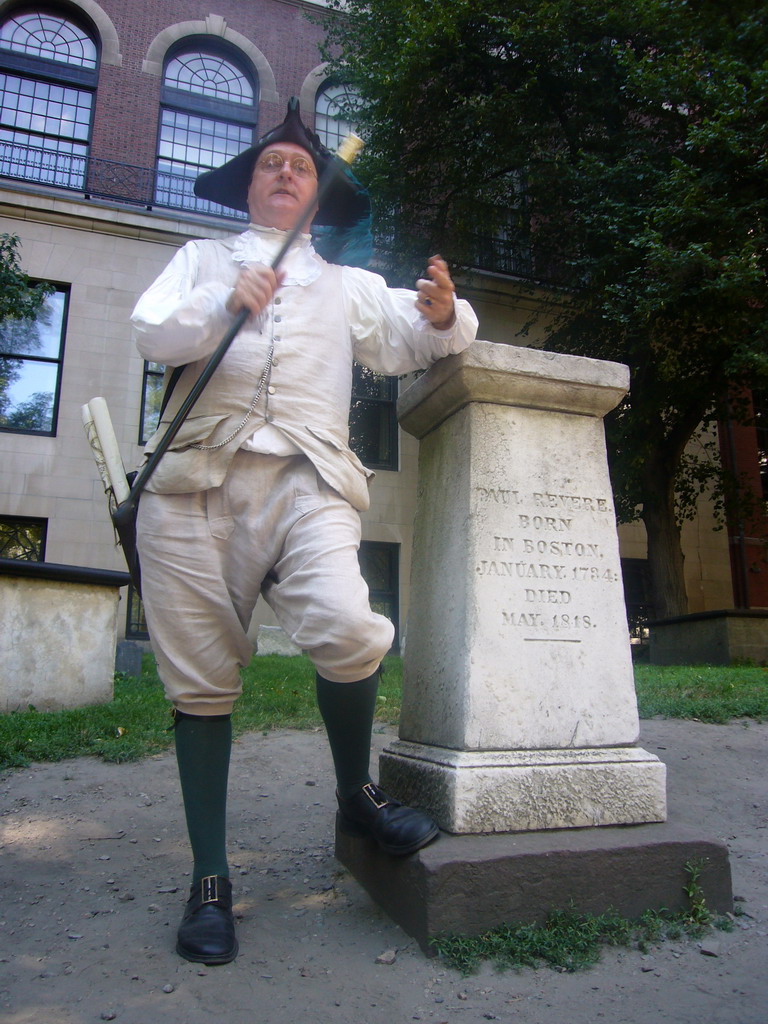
255 150 317 180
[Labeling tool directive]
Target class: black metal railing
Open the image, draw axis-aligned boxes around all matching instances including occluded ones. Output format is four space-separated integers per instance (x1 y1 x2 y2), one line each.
0 140 247 221
373 203 533 281
1 141 532 272
0 139 88 191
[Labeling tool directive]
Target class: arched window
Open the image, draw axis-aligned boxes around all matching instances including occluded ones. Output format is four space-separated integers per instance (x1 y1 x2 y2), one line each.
155 44 257 216
314 81 362 152
0 10 96 66
164 50 252 104
0 9 98 189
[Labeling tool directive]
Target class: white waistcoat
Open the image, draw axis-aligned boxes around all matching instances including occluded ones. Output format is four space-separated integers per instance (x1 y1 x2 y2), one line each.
143 236 374 511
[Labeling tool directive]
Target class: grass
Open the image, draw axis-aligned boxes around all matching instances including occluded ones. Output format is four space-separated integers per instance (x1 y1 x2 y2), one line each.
0 652 404 770
430 903 733 975
634 663 768 722
430 860 734 975
1 657 766 771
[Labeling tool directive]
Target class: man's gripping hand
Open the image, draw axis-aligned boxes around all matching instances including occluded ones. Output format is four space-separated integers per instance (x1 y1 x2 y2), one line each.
415 255 457 330
227 265 285 319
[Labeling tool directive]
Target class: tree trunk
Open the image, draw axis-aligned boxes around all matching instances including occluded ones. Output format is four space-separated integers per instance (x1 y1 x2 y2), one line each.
640 461 689 620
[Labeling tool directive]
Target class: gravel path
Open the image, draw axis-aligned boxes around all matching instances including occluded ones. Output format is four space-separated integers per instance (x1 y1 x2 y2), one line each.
1 718 766 1024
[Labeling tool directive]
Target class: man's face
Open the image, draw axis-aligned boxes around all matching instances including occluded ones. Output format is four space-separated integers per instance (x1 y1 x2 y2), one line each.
247 142 319 231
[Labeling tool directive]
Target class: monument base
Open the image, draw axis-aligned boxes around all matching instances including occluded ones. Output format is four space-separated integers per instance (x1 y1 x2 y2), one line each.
380 740 667 833
335 821 733 956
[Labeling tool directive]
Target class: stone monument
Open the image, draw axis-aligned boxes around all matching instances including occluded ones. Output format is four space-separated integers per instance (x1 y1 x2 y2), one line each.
336 341 732 953
379 341 666 832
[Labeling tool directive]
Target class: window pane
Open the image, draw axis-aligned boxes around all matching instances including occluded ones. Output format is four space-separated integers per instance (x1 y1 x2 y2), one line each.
0 286 66 435
156 48 255 218
349 400 394 466
141 364 164 442
315 83 362 152
0 288 66 358
0 515 47 559
358 541 399 651
0 13 98 70
348 364 397 470
0 290 64 357
165 52 253 105
0 75 92 139
352 363 393 401
466 173 532 277
155 109 251 215
157 109 250 172
0 358 57 430
0 73 91 188
359 545 391 591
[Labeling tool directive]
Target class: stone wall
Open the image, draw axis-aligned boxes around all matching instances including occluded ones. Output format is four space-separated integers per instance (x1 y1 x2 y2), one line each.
0 559 129 712
650 609 768 665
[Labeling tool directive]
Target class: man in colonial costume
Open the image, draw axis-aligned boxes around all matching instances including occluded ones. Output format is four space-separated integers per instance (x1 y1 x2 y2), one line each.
131 99 478 965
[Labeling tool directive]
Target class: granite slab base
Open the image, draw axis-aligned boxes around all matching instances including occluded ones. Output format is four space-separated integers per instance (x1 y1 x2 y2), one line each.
380 741 667 833
335 820 733 955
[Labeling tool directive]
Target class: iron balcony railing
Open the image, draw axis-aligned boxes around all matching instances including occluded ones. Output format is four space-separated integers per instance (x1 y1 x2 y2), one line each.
0 139 247 220
0 140 531 275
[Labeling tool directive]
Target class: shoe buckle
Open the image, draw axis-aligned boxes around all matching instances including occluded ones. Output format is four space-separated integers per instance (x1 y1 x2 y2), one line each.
201 875 219 904
362 783 388 809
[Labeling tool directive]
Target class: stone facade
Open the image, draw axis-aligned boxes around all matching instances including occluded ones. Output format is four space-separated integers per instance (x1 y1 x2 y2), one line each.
0 0 753 650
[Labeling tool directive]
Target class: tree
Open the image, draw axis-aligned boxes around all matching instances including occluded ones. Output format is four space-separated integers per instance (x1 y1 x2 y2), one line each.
0 234 53 431
0 234 49 322
322 0 768 618
0 517 45 560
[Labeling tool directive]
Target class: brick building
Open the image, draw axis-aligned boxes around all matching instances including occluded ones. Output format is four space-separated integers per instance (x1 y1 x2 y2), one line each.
0 0 764 652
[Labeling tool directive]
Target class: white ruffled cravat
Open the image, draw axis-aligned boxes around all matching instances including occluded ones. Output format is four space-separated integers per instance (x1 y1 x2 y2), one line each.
232 224 322 286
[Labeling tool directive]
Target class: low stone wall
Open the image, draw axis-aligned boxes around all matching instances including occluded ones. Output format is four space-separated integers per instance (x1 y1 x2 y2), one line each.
0 559 130 712
649 609 768 666
255 624 301 656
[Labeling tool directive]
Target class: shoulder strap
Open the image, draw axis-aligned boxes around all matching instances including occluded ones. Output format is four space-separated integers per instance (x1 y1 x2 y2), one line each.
159 365 185 419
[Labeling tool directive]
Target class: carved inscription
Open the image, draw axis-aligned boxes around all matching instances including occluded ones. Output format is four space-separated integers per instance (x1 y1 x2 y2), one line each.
475 488 520 505
474 485 617 641
533 492 610 512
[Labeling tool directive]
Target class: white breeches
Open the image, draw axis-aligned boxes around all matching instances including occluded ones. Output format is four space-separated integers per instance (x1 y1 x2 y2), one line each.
137 450 394 715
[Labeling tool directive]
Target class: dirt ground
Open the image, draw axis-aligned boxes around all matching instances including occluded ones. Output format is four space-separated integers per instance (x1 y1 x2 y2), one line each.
1 716 766 1024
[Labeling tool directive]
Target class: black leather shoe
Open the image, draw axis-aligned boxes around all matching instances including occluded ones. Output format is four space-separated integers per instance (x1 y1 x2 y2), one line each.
176 875 238 965
336 782 439 856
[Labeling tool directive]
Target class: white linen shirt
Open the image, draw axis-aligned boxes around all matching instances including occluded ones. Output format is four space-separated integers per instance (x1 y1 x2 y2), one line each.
131 225 478 508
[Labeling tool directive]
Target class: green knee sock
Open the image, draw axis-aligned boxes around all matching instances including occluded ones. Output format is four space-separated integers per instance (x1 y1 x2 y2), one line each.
174 712 232 884
315 671 379 799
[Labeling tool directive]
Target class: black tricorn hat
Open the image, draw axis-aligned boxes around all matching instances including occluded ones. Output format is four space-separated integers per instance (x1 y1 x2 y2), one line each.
193 97 369 228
